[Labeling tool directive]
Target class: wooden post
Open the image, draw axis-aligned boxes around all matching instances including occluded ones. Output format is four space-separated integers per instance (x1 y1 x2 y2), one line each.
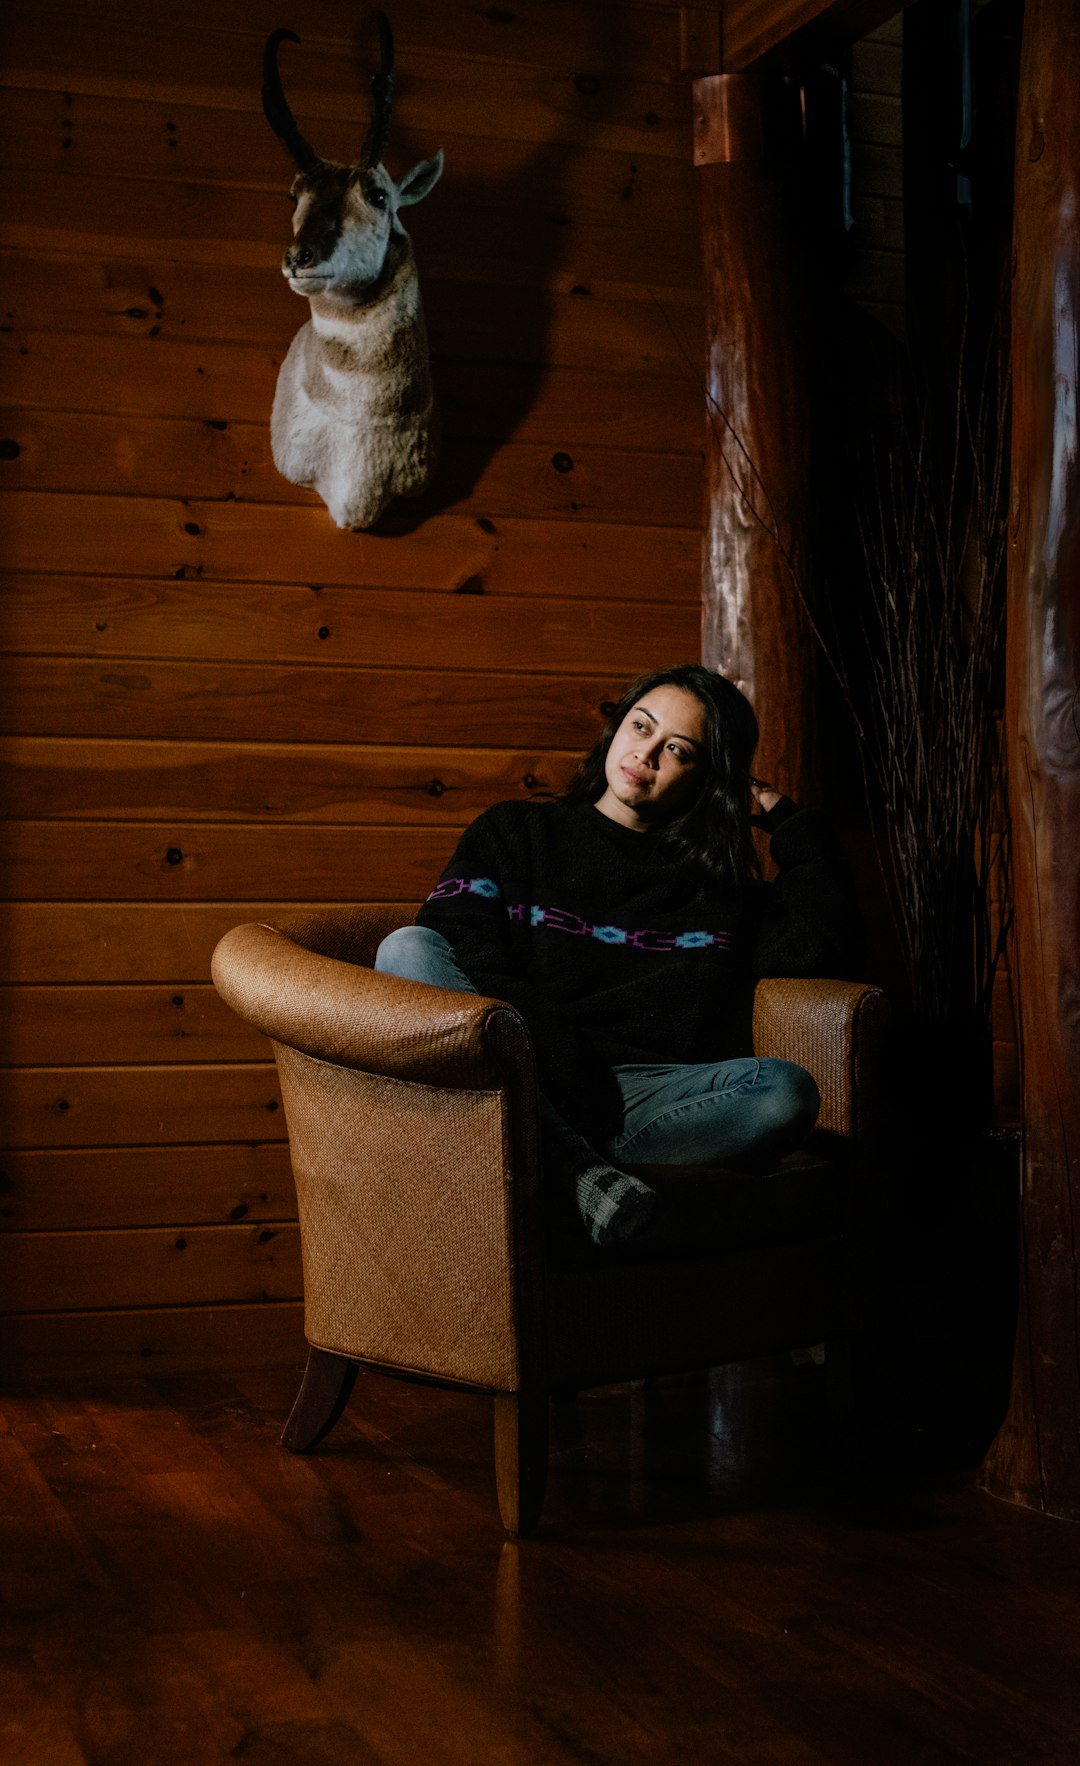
981 0 1080 1520
694 74 817 799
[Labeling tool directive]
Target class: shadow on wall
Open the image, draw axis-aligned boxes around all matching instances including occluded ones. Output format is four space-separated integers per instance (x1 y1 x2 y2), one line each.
368 5 678 534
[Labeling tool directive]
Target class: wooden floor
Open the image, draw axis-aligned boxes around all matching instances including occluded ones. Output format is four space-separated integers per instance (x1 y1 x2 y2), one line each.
2 1357 1078 1766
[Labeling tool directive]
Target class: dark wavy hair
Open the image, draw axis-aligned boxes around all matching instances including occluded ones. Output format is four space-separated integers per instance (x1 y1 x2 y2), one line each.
562 664 761 890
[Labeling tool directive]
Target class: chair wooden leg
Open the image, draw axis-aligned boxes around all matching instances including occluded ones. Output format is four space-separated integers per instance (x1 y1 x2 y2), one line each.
281 1346 359 1453
493 1392 549 1536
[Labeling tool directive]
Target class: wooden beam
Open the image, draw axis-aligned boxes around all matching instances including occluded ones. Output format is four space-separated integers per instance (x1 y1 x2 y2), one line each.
695 73 817 800
723 1 908 73
981 0 1080 1522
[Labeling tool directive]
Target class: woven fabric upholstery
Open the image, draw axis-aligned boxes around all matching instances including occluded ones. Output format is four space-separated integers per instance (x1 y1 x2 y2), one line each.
752 977 886 1143
213 918 527 1090
277 1048 526 1389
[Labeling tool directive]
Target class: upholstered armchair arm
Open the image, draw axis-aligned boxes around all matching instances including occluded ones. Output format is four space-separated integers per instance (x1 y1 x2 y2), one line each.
212 919 545 1392
752 977 887 1151
212 919 529 1093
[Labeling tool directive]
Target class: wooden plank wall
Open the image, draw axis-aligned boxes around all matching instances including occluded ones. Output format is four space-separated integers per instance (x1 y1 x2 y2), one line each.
846 15 904 334
0 0 707 1379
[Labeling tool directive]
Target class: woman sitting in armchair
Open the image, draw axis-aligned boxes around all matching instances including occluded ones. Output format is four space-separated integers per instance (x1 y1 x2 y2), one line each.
375 664 859 1249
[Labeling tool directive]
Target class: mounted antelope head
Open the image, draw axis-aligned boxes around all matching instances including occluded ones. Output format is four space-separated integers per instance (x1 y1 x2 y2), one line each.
262 14 444 529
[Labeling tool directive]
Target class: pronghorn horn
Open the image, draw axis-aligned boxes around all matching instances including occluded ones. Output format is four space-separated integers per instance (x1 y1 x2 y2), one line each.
262 28 322 173
359 11 395 170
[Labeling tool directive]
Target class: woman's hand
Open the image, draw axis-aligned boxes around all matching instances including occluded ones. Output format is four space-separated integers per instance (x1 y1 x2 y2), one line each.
750 776 782 814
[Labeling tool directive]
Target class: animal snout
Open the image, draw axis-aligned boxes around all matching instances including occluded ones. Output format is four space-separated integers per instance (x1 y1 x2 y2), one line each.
285 245 316 271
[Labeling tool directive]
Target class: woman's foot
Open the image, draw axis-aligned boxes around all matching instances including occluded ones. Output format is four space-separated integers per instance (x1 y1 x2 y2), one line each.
574 1159 657 1247
539 1107 657 1248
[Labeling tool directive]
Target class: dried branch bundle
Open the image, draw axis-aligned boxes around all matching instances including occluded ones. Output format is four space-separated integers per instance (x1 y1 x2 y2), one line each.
850 352 1011 1026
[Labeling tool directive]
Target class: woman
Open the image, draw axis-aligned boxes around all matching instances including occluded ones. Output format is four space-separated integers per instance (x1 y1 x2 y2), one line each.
376 664 858 1247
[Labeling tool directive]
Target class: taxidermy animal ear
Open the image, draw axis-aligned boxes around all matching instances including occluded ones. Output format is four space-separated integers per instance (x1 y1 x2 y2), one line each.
395 150 444 207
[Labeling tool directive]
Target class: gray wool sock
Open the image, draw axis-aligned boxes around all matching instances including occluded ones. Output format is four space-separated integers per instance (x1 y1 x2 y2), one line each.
574 1160 657 1247
539 1105 657 1247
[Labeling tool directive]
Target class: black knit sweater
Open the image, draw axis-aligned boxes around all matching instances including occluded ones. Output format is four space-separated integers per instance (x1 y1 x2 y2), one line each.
417 796 858 1137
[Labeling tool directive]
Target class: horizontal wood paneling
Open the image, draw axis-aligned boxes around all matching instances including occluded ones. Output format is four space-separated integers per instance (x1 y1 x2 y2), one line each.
0 8 692 161
0 499 701 599
0 575 697 661
845 22 905 334
0 410 704 528
848 90 903 150
0 1143 296 1230
851 142 903 202
0 1063 284 1148
0 659 615 745
0 247 705 368
4 0 685 86
0 823 462 901
0 1300 306 1382
0 91 700 243
2 334 703 449
0 903 404 984
0 1222 301 1310
1 165 702 292
0 737 579 823
0 985 268 1066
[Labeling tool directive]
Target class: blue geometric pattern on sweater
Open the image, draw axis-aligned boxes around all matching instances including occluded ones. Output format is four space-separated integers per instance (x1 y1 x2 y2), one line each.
428 875 501 900
426 877 733 955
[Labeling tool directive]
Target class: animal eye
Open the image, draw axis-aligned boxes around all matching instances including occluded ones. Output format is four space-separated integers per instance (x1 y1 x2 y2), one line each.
368 187 388 210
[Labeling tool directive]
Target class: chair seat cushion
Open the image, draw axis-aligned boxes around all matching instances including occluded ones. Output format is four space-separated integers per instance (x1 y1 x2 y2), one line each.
549 1150 845 1269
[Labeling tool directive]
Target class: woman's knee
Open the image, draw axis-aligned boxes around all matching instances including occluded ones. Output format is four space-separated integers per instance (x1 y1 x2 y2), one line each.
757 1059 820 1135
374 924 444 979
374 924 475 994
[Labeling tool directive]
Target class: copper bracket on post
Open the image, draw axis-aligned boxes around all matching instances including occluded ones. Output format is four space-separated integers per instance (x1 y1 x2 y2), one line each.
693 74 765 166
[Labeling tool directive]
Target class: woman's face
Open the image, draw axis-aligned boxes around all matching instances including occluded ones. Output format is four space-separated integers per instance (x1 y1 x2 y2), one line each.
594 684 707 831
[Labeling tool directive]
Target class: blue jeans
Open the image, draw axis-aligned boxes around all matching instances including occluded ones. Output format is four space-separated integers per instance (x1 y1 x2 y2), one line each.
374 926 819 1170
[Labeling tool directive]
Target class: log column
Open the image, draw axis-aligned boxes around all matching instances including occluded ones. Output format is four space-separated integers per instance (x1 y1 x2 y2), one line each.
981 0 1080 1519
694 74 817 797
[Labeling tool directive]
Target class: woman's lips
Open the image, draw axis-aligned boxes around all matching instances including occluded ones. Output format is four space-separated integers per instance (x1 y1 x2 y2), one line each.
621 766 650 788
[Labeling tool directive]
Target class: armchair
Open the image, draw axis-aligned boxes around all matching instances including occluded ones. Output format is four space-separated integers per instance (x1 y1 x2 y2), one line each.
212 906 885 1534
